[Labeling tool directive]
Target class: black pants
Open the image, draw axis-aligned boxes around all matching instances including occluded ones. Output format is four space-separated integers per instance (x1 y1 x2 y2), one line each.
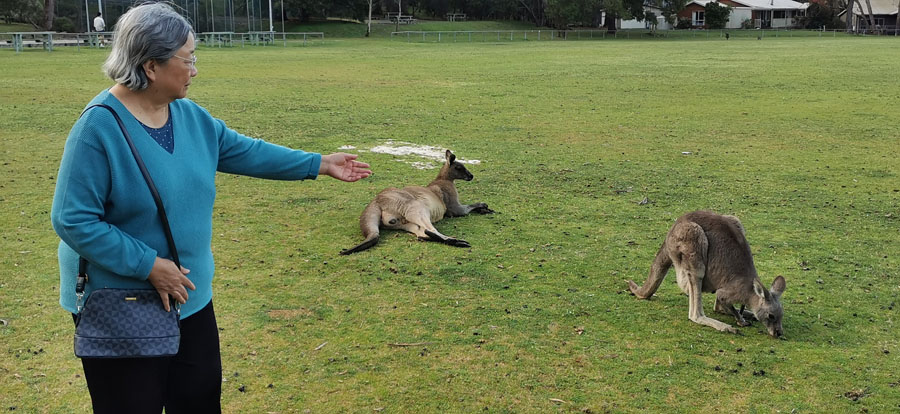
73 300 222 414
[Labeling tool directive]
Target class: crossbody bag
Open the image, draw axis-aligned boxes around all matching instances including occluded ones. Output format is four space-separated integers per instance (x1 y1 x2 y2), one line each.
73 103 182 358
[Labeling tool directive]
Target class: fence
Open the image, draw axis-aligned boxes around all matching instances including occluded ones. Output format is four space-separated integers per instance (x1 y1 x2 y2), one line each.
0 31 115 52
390 28 898 43
0 31 324 53
854 26 900 35
197 31 324 47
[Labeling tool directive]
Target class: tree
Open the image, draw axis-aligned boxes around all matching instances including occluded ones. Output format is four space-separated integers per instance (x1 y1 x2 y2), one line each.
42 0 53 29
394 0 400 32
417 0 450 17
519 0 548 27
283 0 327 22
546 0 602 28
366 0 373 36
862 0 878 33
644 10 657 30
704 1 730 29
0 0 42 26
846 0 876 32
798 2 845 29
656 0 689 26
283 0 364 22
845 0 854 31
601 0 645 32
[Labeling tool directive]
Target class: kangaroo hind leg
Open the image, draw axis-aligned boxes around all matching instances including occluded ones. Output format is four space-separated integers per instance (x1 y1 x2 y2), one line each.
406 208 470 248
674 222 737 334
397 222 469 247
423 230 470 247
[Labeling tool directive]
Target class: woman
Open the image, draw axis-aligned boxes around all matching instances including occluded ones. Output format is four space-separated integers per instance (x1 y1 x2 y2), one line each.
50 3 370 413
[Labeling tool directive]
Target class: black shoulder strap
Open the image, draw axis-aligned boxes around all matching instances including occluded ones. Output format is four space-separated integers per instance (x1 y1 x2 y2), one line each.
75 104 180 296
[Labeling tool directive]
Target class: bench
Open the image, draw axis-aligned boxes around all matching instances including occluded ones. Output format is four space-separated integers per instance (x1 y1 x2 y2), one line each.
385 12 416 24
446 13 467 22
244 31 276 46
199 31 235 47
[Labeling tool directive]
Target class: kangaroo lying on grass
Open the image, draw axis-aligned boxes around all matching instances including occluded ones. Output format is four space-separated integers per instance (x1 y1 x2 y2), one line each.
627 211 786 337
340 150 494 255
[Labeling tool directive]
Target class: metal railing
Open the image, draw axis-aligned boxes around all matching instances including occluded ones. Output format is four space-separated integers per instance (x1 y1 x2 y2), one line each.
0 31 115 52
197 31 325 47
852 26 900 36
389 28 896 43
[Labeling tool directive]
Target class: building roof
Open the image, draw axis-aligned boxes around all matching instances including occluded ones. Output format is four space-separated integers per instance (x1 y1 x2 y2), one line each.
849 0 899 15
687 0 808 10
729 0 808 10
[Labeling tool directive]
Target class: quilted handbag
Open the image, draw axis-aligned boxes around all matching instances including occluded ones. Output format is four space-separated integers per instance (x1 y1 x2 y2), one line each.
73 104 182 358
74 287 180 358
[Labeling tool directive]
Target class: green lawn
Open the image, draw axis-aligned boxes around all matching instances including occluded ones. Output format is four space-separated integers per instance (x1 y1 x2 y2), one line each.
0 22 35 32
284 19 542 38
1 37 898 413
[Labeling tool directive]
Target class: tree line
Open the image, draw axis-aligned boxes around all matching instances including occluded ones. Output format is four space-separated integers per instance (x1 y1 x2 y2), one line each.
1 0 872 33
0 0 684 32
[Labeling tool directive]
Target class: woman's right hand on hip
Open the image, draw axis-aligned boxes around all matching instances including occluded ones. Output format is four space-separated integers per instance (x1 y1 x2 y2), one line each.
148 257 195 312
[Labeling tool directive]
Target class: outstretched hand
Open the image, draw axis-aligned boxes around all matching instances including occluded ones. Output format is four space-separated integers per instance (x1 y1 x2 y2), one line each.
320 153 372 182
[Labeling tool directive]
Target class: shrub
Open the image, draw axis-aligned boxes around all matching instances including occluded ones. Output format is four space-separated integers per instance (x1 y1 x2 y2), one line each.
53 16 76 32
799 3 848 30
645 10 658 29
704 1 732 29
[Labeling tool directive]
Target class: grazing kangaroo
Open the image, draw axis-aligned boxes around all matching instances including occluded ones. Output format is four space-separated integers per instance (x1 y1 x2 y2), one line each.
627 211 786 337
340 150 494 255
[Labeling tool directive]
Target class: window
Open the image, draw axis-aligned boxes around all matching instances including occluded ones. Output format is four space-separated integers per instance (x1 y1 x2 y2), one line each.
773 10 786 19
693 11 705 26
874 18 885 26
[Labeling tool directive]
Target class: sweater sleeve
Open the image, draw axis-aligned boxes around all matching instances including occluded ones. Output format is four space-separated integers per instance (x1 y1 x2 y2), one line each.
50 124 158 280
214 118 321 180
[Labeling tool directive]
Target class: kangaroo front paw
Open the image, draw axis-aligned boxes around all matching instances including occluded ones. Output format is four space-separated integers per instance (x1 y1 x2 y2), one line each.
741 309 757 321
627 280 649 299
472 203 494 214
446 238 471 248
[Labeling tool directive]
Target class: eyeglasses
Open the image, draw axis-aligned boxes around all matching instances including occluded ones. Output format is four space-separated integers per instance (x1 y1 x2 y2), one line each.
171 54 197 68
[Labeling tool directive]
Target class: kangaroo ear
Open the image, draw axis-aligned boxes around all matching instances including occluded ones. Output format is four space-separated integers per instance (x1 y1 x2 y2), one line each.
753 279 766 300
770 276 786 298
445 150 456 164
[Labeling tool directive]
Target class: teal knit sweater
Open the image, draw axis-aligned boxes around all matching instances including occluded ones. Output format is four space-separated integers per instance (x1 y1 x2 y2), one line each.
51 90 322 318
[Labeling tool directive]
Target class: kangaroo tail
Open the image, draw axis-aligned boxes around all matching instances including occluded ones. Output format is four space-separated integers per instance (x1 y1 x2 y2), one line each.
627 241 672 299
340 202 382 255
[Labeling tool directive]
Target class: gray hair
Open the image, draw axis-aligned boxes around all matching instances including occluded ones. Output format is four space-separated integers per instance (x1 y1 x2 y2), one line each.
102 2 193 91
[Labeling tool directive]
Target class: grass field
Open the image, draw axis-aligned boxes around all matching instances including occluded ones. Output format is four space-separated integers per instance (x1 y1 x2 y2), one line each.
0 23 35 32
1 36 898 413
285 19 543 38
